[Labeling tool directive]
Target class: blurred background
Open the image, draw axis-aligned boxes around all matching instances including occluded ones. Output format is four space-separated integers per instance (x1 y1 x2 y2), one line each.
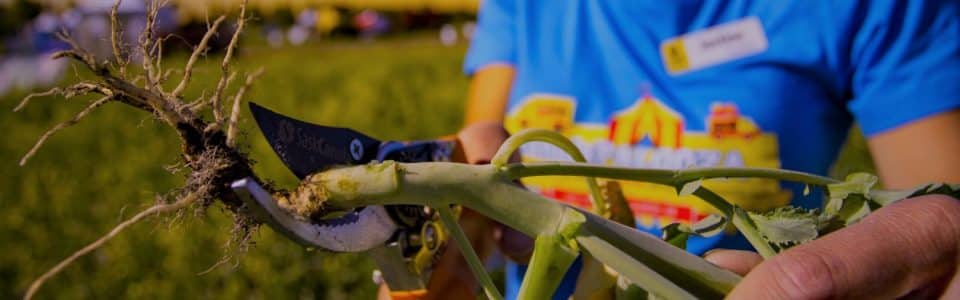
0 0 872 298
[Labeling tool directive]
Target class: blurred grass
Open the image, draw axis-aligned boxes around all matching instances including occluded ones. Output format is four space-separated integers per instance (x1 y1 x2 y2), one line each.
0 32 875 299
1 34 469 299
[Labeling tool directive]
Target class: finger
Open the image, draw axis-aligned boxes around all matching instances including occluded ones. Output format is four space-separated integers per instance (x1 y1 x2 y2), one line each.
493 223 534 263
728 195 960 299
703 249 762 276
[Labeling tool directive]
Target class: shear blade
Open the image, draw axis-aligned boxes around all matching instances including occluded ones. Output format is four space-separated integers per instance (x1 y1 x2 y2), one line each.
231 178 398 252
249 102 381 179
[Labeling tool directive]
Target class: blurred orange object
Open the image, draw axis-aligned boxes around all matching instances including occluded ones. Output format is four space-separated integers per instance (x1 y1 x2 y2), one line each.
389 289 428 300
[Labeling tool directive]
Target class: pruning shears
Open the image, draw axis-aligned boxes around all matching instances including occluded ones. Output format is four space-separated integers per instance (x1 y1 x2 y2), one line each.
231 102 466 298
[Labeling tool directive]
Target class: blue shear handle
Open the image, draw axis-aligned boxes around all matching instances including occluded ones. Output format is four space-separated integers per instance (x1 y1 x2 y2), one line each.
376 140 455 163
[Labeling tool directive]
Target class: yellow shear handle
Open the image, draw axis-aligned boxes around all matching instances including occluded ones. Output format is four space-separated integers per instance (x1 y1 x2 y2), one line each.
389 289 428 300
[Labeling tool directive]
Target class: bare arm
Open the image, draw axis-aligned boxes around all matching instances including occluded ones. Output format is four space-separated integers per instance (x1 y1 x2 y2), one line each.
868 109 960 188
464 64 516 125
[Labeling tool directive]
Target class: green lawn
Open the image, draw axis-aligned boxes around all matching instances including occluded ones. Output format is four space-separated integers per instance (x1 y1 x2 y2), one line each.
0 33 874 299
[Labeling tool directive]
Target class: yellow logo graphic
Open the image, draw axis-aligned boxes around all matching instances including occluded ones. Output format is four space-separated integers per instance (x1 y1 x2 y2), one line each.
661 38 690 74
608 94 684 148
505 94 576 134
707 103 760 139
506 93 791 226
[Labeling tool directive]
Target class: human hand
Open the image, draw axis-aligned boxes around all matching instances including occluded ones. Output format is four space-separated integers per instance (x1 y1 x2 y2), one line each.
705 194 960 299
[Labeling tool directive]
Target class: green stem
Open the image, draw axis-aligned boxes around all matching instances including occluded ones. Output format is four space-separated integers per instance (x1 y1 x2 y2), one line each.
491 128 608 216
307 162 741 297
690 188 734 218
575 235 696 300
730 206 777 258
436 205 503 300
517 233 580 300
503 162 839 187
577 212 739 298
318 162 568 237
693 187 776 258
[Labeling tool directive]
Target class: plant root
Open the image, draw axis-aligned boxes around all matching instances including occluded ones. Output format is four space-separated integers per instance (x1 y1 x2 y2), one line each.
18 0 268 297
19 95 113 166
227 67 264 146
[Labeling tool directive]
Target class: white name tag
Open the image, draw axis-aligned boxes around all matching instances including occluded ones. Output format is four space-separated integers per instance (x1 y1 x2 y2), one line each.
660 17 768 75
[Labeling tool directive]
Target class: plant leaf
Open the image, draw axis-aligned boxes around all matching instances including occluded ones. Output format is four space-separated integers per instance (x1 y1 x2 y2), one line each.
869 189 916 207
661 223 691 249
689 214 727 237
825 173 878 215
835 194 871 225
677 179 703 197
748 207 821 247
661 214 727 250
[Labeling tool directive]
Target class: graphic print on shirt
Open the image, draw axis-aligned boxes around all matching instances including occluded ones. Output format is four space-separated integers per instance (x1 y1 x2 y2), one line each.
505 93 790 228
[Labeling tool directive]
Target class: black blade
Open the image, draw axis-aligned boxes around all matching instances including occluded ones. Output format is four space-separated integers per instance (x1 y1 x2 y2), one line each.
249 102 381 179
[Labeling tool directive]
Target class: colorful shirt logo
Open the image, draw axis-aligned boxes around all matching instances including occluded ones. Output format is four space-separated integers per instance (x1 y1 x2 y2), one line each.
506 93 791 227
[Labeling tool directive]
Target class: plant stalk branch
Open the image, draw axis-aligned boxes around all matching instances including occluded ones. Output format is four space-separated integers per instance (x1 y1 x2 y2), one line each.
503 162 840 187
436 205 503 300
492 128 608 216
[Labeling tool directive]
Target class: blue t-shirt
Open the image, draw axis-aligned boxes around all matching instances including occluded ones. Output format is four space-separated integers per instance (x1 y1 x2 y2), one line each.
464 1 960 299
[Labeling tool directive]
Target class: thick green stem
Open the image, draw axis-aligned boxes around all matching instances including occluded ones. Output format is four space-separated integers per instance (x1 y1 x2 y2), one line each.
437 205 503 300
309 162 741 297
316 162 568 237
577 211 740 298
518 209 585 299
503 162 840 187
576 235 696 300
491 128 608 216
517 233 580 300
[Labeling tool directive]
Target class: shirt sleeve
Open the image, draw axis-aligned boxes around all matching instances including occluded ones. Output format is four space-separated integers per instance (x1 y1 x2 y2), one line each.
847 0 960 136
463 0 517 75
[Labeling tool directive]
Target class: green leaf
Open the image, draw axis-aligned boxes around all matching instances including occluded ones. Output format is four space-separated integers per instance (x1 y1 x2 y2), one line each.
825 173 878 215
677 179 703 197
748 207 822 247
922 183 960 199
869 189 916 207
731 206 778 258
835 194 871 225
661 223 691 249
661 215 726 250
615 277 648 300
689 214 727 237
869 183 958 207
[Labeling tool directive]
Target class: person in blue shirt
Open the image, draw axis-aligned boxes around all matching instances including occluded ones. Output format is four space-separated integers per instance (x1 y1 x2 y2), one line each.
405 1 960 299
